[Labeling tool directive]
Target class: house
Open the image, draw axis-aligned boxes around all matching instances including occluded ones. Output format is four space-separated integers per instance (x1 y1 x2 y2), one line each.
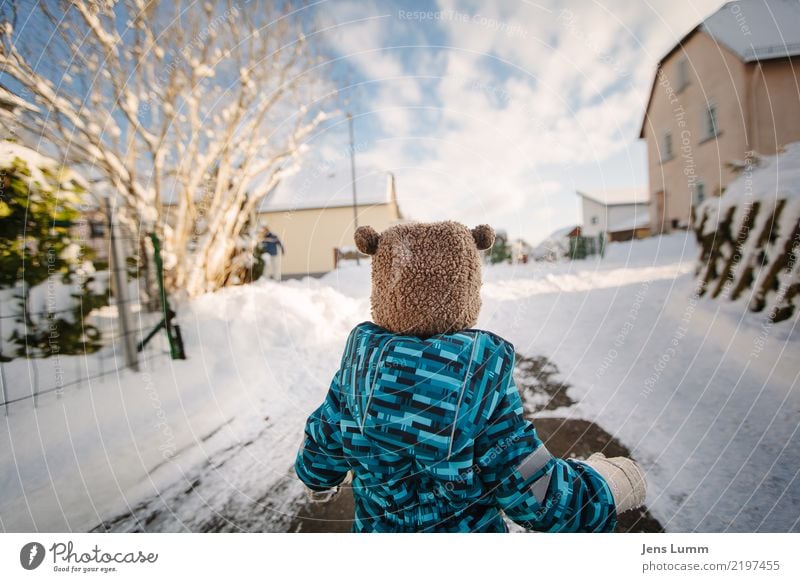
639 0 800 232
71 208 109 263
577 188 651 242
257 173 403 277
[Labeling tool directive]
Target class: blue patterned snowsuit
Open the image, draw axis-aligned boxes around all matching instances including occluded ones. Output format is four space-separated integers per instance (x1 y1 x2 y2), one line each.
295 322 617 532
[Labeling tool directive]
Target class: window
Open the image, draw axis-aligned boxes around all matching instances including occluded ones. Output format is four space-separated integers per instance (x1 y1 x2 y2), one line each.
694 180 706 205
677 58 689 92
591 216 598 225
89 220 105 238
704 102 719 139
661 131 673 161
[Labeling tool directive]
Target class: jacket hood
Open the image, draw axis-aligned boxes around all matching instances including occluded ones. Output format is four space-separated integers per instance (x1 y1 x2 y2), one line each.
339 321 514 466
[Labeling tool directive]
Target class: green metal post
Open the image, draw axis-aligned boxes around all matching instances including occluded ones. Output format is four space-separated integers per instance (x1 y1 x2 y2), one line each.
150 233 185 360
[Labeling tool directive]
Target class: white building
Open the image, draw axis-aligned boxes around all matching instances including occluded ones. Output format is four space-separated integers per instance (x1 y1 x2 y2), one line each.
256 173 403 276
577 188 651 241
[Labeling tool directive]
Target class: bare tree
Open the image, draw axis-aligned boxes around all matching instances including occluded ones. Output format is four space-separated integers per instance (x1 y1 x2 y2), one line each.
1 0 332 295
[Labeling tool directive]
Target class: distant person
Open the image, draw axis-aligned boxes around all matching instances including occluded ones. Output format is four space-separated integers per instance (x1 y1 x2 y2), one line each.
260 227 285 282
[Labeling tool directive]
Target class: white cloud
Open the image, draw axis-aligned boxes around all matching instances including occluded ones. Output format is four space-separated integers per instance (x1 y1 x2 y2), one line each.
283 0 726 244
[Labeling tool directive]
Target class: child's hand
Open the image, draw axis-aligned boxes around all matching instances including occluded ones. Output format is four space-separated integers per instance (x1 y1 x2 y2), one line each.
305 471 351 504
306 487 343 504
584 453 647 514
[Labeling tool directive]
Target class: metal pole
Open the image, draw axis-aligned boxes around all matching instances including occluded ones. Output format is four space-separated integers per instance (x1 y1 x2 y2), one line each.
0 307 7 416
31 358 38 408
105 198 139 372
148 232 185 360
347 113 360 265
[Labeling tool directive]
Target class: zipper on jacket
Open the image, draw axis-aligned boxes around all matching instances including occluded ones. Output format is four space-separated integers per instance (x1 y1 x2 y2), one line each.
360 337 397 433
447 334 478 459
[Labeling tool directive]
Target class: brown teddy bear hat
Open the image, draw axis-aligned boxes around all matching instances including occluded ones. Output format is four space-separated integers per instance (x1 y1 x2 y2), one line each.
354 221 495 338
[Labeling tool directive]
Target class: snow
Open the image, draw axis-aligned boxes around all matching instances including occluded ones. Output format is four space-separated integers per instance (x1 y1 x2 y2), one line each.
530 225 575 261
0 142 65 190
263 171 395 213
704 142 800 215
2 232 799 532
696 142 800 315
0 86 38 113
577 187 650 206
481 234 800 532
0 141 90 194
0 277 366 531
608 210 650 232
195 65 215 78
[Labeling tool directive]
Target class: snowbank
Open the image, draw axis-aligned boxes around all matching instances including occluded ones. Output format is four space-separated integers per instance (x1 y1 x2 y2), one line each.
0 276 368 531
530 225 575 261
2 232 799 532
694 142 800 321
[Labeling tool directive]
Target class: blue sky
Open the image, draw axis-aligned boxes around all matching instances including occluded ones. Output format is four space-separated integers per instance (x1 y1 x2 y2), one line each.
273 0 726 244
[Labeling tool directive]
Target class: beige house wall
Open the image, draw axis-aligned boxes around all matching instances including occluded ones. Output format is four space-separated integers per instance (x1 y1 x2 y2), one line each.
643 31 751 230
749 58 800 155
258 201 401 276
643 27 800 232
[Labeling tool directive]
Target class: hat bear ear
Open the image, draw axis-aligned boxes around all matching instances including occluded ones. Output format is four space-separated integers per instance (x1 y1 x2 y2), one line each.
471 224 495 250
354 225 380 255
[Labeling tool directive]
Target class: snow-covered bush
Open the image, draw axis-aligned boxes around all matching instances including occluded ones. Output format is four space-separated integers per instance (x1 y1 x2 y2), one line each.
693 143 800 322
0 142 107 360
531 226 573 262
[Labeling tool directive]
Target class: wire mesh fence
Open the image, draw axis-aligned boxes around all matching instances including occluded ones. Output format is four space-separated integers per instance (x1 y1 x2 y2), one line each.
0 298 177 415
0 204 181 415
0 337 170 409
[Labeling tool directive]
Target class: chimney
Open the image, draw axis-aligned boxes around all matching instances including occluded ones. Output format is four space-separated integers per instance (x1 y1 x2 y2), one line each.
386 172 397 203
386 172 403 220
